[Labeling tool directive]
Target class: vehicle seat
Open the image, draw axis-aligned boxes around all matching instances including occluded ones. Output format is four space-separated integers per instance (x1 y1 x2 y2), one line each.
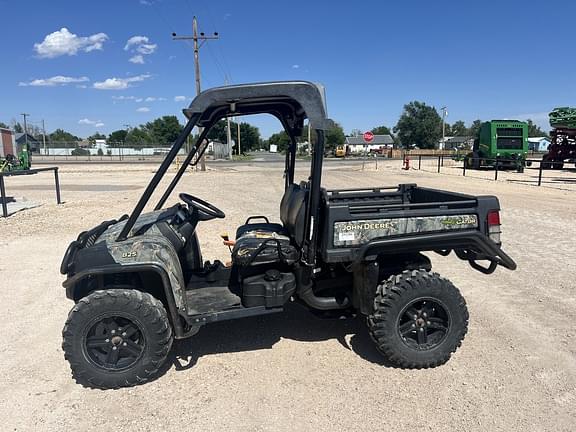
235 217 284 238
232 230 299 266
234 186 296 238
231 183 308 267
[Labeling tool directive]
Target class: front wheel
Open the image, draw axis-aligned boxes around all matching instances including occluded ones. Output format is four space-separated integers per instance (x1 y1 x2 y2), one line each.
368 270 468 368
62 289 173 389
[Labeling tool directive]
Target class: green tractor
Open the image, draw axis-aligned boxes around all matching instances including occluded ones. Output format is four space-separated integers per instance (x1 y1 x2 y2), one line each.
0 145 31 172
464 120 528 171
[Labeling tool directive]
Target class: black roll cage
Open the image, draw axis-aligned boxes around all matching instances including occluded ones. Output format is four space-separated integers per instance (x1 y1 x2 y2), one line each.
116 81 333 267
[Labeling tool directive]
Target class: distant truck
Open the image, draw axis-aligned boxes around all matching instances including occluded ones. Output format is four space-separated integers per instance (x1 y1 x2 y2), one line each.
465 120 528 170
334 144 346 157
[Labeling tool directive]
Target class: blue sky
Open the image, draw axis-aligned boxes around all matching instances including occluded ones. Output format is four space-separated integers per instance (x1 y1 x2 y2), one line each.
1 0 574 139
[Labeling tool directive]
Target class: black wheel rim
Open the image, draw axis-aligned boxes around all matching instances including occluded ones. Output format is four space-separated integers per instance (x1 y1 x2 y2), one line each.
397 297 451 351
83 315 146 371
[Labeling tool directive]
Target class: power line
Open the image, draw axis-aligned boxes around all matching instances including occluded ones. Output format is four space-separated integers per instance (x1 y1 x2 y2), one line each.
172 16 220 171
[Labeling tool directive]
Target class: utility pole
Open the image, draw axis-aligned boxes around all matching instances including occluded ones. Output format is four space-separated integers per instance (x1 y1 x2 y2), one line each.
41 119 47 156
441 106 448 150
172 16 219 171
226 117 232 159
21 113 29 149
225 78 233 159
237 118 241 155
308 121 312 155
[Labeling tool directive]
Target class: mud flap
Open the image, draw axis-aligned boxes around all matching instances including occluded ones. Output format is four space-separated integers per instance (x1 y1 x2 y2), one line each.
353 260 380 315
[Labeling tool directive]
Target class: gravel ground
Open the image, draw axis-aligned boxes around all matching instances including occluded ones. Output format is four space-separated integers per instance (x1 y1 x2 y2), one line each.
0 160 575 431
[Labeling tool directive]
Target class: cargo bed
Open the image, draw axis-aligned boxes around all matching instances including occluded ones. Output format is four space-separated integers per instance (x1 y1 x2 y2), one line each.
320 183 516 272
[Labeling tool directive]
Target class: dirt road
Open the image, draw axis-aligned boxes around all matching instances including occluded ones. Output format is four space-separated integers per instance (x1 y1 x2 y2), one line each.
0 161 574 431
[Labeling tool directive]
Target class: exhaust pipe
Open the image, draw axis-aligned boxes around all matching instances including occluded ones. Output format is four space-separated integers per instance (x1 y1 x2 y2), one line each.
298 282 349 310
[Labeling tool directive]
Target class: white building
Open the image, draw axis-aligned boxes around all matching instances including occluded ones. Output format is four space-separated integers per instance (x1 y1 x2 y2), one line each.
527 137 551 152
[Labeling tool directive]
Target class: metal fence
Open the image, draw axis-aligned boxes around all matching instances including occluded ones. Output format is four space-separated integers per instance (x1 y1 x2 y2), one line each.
410 153 576 191
31 141 187 162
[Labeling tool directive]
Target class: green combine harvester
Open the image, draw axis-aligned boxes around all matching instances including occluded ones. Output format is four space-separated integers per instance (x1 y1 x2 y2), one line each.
542 107 576 169
464 120 528 171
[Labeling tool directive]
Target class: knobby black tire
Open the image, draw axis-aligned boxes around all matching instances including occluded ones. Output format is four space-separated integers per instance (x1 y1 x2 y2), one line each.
368 270 468 369
62 289 173 389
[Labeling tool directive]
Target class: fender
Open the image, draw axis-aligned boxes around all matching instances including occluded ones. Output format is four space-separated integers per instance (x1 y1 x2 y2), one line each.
353 230 517 271
62 263 186 338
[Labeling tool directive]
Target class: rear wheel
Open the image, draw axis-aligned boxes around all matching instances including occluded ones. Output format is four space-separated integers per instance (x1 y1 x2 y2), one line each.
62 289 173 389
368 270 468 368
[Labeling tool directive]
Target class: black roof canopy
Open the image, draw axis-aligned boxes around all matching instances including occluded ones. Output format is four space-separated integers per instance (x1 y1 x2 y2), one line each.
183 81 332 136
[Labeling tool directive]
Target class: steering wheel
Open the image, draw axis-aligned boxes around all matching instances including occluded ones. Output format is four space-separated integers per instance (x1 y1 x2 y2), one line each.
179 193 225 220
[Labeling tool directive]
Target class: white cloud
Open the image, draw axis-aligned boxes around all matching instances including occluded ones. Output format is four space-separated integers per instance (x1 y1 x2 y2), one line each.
93 74 151 90
18 75 89 87
174 95 187 102
78 118 104 127
136 107 150 113
136 44 156 55
112 95 164 102
34 28 108 58
129 55 145 64
124 36 157 64
124 36 148 50
292 64 300 69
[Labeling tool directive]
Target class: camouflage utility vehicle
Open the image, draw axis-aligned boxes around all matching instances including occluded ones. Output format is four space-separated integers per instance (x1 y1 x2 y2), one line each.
60 81 517 388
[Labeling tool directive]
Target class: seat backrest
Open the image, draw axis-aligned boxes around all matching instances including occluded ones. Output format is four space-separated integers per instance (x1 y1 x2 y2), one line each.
280 183 308 247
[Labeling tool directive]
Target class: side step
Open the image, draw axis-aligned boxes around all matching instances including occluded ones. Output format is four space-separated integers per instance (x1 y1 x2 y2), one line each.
184 285 282 325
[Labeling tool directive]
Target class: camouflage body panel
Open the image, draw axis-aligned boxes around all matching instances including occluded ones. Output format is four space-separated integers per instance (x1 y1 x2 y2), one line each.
94 209 187 310
333 214 479 247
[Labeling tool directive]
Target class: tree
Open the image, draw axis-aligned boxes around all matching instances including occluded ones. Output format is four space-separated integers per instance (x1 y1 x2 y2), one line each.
468 120 483 138
205 119 261 153
108 129 128 147
145 116 183 145
50 128 80 143
526 119 548 137
325 123 346 152
270 123 345 154
237 122 260 153
451 120 468 136
393 101 442 149
350 128 362 137
125 127 152 148
268 130 292 153
13 122 23 133
0 122 8 129
206 120 229 143
97 148 104 156
87 132 106 146
371 125 392 136
299 124 317 146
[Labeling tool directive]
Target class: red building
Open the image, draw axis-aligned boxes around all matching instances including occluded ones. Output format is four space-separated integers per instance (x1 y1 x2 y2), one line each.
0 127 16 157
